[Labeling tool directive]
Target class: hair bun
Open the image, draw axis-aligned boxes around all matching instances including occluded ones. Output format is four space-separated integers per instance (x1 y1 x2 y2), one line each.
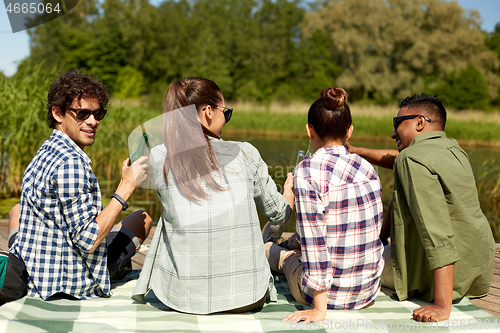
321 87 347 110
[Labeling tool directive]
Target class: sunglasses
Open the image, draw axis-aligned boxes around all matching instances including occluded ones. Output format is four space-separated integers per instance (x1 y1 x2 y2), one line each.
393 114 431 130
66 106 107 121
217 106 233 123
203 105 233 123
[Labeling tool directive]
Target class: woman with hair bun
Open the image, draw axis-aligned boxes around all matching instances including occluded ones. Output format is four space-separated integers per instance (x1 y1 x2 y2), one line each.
266 88 384 322
132 77 294 314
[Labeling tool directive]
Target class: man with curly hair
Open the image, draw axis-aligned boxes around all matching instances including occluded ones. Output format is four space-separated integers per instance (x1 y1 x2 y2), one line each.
7 69 153 301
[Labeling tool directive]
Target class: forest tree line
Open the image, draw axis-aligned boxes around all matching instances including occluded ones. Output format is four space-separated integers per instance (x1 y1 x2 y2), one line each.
5 0 500 110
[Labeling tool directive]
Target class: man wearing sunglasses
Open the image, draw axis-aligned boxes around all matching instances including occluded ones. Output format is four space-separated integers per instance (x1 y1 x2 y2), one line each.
7 69 153 302
347 94 495 323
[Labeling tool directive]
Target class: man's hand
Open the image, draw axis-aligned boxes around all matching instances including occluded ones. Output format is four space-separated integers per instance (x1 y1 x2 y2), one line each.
344 142 398 169
413 263 454 322
344 141 354 153
120 156 149 194
284 308 326 324
413 304 450 322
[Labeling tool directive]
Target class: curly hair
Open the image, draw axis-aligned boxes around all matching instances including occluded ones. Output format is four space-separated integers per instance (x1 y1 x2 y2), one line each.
46 69 110 129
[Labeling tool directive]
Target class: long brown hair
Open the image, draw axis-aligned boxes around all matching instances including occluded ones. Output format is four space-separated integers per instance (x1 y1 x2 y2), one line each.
308 87 352 143
162 77 224 201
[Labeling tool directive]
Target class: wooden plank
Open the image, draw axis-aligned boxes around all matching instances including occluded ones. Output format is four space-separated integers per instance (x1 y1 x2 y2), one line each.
471 296 500 315
0 220 10 251
470 300 500 318
487 286 500 297
0 238 8 251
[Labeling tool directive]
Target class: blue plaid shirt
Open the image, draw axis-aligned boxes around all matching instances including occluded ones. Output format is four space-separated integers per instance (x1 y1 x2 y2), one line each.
10 130 110 300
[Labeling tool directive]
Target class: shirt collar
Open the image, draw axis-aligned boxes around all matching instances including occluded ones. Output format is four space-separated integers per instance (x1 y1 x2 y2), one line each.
315 145 349 156
51 129 92 165
409 131 447 147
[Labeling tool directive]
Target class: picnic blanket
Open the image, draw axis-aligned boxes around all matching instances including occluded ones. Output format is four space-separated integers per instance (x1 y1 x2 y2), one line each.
0 271 498 333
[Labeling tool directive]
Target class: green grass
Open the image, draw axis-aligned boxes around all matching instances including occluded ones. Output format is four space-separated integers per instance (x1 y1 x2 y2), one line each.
225 108 500 145
0 197 19 219
227 110 308 137
446 119 500 144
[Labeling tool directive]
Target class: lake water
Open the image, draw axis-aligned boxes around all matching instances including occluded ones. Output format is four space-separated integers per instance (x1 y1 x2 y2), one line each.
124 135 500 242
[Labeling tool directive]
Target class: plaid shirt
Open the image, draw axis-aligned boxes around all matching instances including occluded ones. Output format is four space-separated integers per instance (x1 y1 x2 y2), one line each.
133 138 290 314
294 145 384 310
10 130 110 300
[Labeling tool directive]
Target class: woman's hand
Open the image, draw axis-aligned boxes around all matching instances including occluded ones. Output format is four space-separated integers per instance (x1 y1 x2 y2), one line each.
284 308 326 324
284 289 328 323
283 172 294 210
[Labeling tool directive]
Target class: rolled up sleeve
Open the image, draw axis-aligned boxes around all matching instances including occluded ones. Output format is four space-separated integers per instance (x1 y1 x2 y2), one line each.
295 172 334 291
244 143 291 225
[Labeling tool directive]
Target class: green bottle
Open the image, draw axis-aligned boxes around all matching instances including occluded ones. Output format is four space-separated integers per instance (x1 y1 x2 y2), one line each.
129 124 151 165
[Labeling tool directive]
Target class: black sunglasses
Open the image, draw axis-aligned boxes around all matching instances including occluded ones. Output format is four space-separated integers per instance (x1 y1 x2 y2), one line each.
203 105 233 123
218 106 233 123
66 106 107 121
393 114 430 130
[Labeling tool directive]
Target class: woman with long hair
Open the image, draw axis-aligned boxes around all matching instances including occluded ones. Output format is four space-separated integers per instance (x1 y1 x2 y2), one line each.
266 88 384 322
132 77 293 314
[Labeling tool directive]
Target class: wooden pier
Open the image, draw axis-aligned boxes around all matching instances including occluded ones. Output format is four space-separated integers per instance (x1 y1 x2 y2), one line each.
1 220 499 318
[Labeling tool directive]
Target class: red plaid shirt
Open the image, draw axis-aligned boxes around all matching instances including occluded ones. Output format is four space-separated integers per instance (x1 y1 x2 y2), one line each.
294 145 384 309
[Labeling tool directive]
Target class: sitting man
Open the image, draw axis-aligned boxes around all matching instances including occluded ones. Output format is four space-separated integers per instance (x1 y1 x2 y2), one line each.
348 94 496 322
8 69 153 300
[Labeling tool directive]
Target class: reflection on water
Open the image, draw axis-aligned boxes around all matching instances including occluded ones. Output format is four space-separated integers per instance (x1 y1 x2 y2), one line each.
121 136 500 242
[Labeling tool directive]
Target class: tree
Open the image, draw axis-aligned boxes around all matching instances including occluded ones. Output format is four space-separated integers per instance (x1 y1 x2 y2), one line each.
485 22 500 106
434 64 489 110
302 0 499 102
124 0 305 102
285 29 341 101
485 23 500 60
27 0 133 93
28 0 98 68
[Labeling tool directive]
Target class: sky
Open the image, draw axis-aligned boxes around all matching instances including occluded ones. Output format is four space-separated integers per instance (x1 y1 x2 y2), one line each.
0 0 499 77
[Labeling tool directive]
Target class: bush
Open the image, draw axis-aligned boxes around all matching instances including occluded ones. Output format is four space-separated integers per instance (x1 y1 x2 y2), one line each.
114 66 145 99
433 64 490 110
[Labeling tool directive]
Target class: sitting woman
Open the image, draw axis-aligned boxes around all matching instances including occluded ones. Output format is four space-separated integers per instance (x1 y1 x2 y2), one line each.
266 88 384 322
132 77 293 314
